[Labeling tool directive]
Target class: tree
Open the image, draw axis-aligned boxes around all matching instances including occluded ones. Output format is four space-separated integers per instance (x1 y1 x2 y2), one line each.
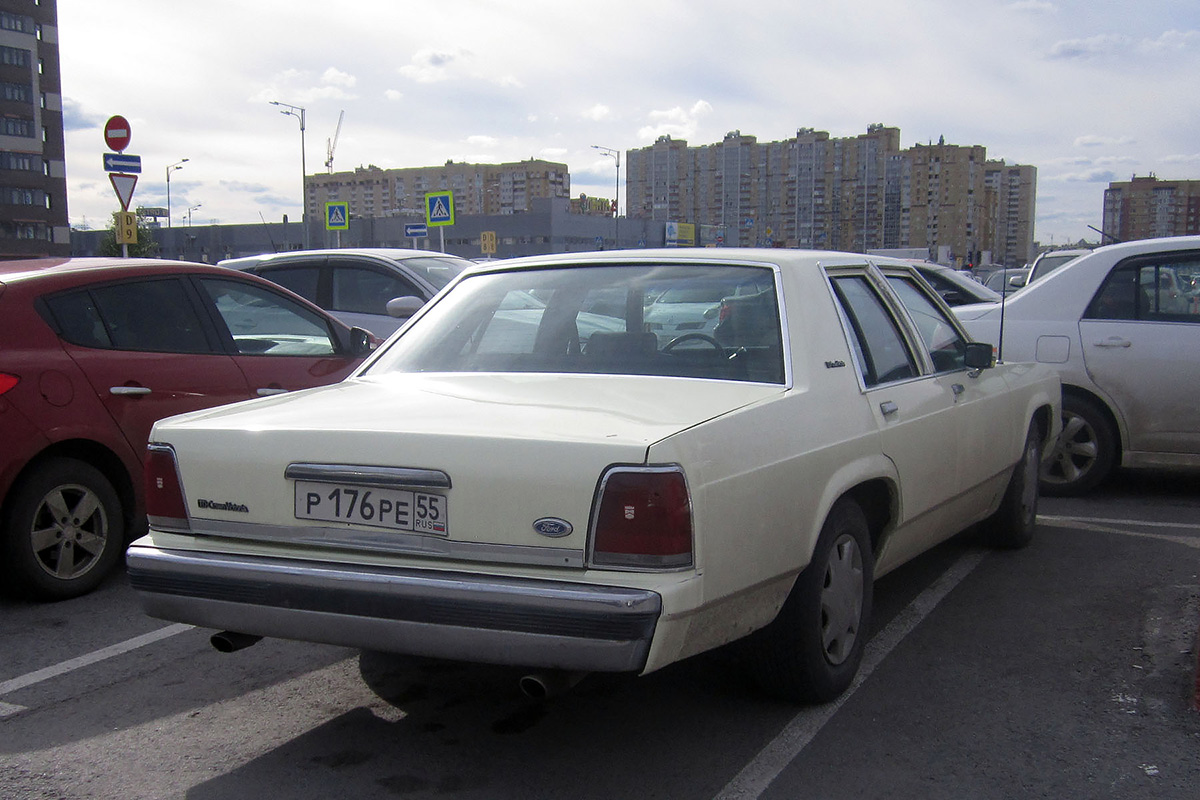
98 211 159 257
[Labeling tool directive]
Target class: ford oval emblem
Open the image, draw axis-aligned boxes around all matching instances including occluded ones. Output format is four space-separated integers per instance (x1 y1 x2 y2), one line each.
533 517 573 538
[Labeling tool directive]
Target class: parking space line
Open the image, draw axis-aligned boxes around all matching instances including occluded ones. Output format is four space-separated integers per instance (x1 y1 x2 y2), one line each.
1038 515 1200 547
1038 514 1200 532
0 623 194 707
715 549 988 799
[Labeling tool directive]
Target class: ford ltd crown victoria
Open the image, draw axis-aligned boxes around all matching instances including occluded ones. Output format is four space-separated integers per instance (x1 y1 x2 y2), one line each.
127 249 1060 703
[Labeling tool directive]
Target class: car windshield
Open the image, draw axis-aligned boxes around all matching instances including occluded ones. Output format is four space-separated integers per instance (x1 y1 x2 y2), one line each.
401 257 470 289
365 263 785 384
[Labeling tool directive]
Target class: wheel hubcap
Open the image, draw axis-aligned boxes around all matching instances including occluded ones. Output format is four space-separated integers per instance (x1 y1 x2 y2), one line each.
820 533 864 666
30 484 108 580
1043 410 1097 486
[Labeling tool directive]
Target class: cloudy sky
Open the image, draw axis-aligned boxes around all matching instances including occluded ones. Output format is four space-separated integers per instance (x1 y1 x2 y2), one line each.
58 0 1199 247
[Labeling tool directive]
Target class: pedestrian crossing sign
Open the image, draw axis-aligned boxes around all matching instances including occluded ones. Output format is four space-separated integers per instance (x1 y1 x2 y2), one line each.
425 190 455 227
324 201 349 231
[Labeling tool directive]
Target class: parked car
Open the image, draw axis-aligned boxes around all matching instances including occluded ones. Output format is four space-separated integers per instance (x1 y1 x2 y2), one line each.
909 261 1001 306
1026 248 1091 286
220 248 473 338
641 270 775 346
0 258 374 600
954 235 1200 495
984 268 1031 295
128 249 1059 704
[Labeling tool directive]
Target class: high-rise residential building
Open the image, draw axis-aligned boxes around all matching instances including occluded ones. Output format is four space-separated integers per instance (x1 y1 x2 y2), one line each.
625 126 1037 266
305 159 570 221
1103 175 1200 242
0 0 69 258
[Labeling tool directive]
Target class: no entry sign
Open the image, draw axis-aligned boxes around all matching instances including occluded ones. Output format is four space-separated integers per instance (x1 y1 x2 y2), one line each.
104 115 131 152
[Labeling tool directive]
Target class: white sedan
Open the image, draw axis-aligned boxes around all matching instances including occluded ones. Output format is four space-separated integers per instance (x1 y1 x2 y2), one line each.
955 235 1200 495
128 249 1059 703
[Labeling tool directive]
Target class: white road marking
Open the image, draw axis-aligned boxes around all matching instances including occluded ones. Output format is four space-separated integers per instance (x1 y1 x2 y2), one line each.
0 623 193 714
1038 514 1200 532
715 549 988 800
1038 514 1200 547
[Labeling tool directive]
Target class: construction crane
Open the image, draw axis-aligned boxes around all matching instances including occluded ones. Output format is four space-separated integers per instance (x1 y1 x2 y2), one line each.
325 110 344 173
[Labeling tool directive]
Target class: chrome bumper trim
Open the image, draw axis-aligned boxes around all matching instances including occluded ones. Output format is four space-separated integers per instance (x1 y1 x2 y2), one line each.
126 544 660 673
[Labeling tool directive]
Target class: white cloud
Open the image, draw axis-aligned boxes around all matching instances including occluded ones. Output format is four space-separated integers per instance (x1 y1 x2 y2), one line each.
1046 34 1129 60
636 101 713 141
466 135 499 148
1074 135 1136 148
1007 0 1057 12
582 105 611 122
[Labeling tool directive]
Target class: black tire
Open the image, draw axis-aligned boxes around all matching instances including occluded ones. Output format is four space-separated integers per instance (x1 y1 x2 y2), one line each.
984 423 1041 549
0 458 125 601
1040 394 1117 497
746 498 874 704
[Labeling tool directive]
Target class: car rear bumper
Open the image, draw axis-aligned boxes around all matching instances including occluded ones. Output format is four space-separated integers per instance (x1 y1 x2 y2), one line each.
126 542 662 673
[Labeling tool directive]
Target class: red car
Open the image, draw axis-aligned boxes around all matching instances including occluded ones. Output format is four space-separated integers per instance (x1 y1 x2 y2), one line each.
0 257 374 600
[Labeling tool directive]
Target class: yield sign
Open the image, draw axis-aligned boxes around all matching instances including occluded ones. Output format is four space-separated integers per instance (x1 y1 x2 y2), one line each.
109 172 137 211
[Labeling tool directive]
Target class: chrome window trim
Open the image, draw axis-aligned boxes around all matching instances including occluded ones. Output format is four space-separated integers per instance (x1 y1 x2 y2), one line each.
285 462 452 490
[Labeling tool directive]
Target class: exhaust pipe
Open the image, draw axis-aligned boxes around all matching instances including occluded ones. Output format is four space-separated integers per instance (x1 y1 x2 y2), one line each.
518 670 589 699
210 631 263 653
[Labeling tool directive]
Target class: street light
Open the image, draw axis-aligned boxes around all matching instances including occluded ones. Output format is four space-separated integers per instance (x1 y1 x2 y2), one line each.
166 158 188 229
591 144 620 247
187 203 202 227
270 100 308 249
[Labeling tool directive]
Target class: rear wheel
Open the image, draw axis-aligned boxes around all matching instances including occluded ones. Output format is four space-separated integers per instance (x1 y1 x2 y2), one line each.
1040 394 1116 496
0 458 125 600
746 498 874 704
984 423 1041 549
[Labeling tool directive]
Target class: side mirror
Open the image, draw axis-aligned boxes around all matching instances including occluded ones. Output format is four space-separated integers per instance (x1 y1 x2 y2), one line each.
964 342 994 370
1009 275 1027 288
386 295 425 319
349 327 376 356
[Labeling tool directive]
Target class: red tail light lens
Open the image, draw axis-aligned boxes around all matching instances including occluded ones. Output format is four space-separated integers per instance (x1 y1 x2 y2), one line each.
591 466 693 570
0 372 18 396
144 444 190 531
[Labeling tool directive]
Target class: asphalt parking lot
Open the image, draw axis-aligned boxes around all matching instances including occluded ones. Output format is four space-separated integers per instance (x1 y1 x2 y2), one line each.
1 469 1197 800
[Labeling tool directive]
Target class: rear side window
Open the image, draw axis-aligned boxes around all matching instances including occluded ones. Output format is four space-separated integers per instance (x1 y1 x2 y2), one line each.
331 264 422 315
831 275 917 386
1086 258 1200 322
45 278 211 353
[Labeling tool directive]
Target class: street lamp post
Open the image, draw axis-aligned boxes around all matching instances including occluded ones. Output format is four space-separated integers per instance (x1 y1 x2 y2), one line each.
166 158 188 228
187 203 202 227
591 144 620 247
270 100 309 249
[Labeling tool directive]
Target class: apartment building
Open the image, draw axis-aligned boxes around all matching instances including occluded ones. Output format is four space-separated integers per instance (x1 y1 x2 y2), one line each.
625 126 1037 266
1103 175 1200 242
305 158 570 221
0 0 69 258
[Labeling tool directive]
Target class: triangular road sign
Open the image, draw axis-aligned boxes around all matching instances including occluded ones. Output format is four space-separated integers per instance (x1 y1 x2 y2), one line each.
110 172 138 211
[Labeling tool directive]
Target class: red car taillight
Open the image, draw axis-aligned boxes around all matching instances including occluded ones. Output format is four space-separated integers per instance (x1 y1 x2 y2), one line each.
0 372 18 396
590 466 693 570
144 444 190 531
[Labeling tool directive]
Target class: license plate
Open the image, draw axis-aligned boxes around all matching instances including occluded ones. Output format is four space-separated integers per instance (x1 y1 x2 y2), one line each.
294 480 448 536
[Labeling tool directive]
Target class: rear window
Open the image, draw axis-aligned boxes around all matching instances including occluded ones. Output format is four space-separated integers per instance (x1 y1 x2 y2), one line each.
367 264 784 384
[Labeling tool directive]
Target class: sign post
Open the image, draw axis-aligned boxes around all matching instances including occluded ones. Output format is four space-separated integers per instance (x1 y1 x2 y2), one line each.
104 115 138 257
425 190 454 253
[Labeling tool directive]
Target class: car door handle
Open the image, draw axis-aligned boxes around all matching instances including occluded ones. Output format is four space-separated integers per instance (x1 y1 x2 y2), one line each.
880 400 899 416
1093 337 1132 348
257 387 290 396
109 386 151 396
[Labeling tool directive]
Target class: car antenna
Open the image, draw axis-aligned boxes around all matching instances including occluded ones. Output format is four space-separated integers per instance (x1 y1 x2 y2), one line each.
258 212 279 252
996 268 1008 363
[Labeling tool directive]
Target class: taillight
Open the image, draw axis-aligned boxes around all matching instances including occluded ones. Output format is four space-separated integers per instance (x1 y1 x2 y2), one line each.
144 444 190 531
0 372 18 395
590 466 693 570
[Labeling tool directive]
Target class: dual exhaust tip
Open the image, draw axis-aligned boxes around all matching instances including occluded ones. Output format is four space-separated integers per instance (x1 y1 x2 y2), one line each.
210 631 589 698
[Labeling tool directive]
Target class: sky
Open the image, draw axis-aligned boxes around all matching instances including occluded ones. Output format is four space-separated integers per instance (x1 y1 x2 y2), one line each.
57 0 1200 248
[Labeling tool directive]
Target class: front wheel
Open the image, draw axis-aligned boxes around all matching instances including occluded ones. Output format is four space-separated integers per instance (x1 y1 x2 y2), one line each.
0 458 125 600
983 423 1042 549
745 498 874 704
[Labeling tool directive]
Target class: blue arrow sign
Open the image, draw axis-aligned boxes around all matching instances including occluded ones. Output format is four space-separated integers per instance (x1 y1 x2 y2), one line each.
103 153 142 173
404 223 428 238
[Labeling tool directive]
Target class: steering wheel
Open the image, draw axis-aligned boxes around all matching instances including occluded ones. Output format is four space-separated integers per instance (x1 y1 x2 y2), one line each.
663 333 724 354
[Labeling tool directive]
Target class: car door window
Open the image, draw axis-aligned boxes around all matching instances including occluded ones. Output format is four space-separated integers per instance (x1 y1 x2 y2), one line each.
886 276 969 372
331 264 422 315
199 278 338 356
46 278 213 354
255 265 321 304
1086 258 1200 322
830 275 917 386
